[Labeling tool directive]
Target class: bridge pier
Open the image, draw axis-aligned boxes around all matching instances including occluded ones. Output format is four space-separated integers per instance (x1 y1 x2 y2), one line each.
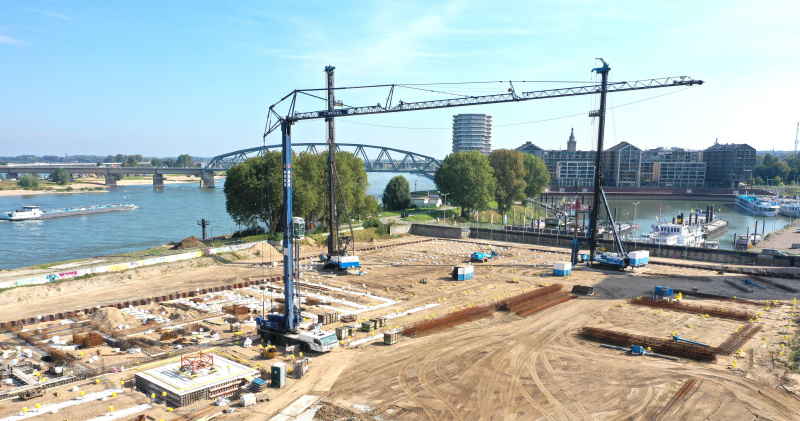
200 171 215 188
7 173 18 180
153 174 164 189
104 175 117 187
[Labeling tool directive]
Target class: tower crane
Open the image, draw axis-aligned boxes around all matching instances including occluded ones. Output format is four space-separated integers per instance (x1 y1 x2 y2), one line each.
256 60 704 338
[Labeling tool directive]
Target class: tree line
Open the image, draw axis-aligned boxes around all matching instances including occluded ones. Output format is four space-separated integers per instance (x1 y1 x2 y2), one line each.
224 148 550 230
754 153 798 186
433 149 549 216
104 154 195 168
0 154 197 167
224 151 377 231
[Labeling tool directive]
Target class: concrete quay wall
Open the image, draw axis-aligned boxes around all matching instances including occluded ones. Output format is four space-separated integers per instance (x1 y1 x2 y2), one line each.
459 226 798 270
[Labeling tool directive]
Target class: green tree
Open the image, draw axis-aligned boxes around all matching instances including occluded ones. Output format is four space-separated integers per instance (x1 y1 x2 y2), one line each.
331 152 371 223
163 158 175 167
293 152 327 224
361 195 380 220
176 154 193 168
114 154 125 163
17 175 40 189
522 153 550 197
125 155 138 167
48 168 71 185
434 151 495 217
151 158 163 167
754 176 765 185
225 152 282 229
223 151 371 232
382 175 411 211
488 149 527 214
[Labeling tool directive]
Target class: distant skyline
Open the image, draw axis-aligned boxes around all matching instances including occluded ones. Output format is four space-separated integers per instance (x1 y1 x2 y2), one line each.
1 1 798 158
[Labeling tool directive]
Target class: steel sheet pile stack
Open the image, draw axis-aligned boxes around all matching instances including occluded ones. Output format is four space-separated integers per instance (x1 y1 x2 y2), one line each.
222 304 249 317
14 329 76 364
716 324 763 355
495 284 575 316
628 298 754 321
579 327 718 362
402 304 494 337
494 284 563 311
672 290 765 307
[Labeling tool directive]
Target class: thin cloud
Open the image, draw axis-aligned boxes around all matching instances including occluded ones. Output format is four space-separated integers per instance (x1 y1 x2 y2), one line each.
44 11 72 21
0 34 25 46
22 7 72 21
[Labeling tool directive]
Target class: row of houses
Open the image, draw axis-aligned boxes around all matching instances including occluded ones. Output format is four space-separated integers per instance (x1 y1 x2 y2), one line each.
516 129 755 188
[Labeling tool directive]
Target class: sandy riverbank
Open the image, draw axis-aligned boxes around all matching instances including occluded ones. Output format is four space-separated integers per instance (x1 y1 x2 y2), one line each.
0 175 222 197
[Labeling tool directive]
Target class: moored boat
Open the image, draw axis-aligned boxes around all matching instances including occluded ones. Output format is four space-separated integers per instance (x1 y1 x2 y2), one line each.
1 203 138 221
779 202 800 218
735 194 779 217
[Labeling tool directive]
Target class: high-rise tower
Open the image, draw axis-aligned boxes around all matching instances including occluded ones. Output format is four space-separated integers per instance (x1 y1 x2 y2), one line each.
452 114 492 155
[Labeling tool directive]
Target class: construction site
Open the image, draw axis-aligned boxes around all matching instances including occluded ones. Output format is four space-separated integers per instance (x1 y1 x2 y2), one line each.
0 237 799 419
1 63 799 420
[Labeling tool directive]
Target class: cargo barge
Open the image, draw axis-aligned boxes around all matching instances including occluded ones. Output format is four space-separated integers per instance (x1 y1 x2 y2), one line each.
1 204 138 221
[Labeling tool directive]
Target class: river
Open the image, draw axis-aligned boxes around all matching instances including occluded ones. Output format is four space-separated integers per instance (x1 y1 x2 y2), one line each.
1 174 790 270
0 173 437 270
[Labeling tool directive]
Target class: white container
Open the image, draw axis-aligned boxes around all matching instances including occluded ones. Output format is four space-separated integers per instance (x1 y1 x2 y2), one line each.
55 367 63 374
553 262 572 271
23 349 33 358
52 336 60 343
629 250 649 259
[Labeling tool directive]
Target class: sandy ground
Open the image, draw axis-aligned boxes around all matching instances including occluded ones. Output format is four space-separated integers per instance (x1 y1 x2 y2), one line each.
1 236 800 420
0 175 216 197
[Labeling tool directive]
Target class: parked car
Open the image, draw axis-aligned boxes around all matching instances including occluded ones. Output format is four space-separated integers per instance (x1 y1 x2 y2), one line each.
762 249 789 256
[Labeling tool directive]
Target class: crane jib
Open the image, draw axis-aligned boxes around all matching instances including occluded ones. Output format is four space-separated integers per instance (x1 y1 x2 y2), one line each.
286 77 703 121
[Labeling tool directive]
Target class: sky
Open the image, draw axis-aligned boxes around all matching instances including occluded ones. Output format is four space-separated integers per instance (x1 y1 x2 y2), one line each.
1 0 799 159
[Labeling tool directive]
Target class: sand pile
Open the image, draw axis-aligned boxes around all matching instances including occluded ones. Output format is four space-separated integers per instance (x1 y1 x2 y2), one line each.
173 236 205 250
89 307 140 329
249 242 282 260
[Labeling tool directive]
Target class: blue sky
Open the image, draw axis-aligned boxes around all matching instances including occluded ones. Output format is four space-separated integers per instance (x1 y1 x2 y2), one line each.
1 1 798 159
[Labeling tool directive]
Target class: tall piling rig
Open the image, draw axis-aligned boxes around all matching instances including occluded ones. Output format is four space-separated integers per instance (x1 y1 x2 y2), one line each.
258 60 703 336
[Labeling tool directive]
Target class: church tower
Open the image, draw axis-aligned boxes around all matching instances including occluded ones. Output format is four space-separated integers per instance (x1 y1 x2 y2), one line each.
567 128 577 152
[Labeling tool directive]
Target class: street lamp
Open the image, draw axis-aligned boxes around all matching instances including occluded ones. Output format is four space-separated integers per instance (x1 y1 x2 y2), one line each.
440 192 450 223
632 202 640 240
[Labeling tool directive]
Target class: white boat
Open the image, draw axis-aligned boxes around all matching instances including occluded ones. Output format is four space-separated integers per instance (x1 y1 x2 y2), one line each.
639 222 704 247
735 233 762 249
1 205 43 220
1 203 138 221
735 194 779 217
779 202 800 218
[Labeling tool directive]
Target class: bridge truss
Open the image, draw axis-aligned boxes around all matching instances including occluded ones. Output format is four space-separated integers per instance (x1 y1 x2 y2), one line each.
204 143 440 174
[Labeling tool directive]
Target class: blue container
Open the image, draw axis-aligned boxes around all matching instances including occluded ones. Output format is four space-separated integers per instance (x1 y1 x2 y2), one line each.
654 286 673 297
457 272 474 281
631 345 646 355
553 269 572 277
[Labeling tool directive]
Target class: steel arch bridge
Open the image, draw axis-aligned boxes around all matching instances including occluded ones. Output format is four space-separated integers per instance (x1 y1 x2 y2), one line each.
205 143 441 174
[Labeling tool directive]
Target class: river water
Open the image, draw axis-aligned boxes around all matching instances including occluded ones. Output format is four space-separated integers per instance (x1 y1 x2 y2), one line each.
0 173 437 270
605 199 793 249
1 174 791 270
